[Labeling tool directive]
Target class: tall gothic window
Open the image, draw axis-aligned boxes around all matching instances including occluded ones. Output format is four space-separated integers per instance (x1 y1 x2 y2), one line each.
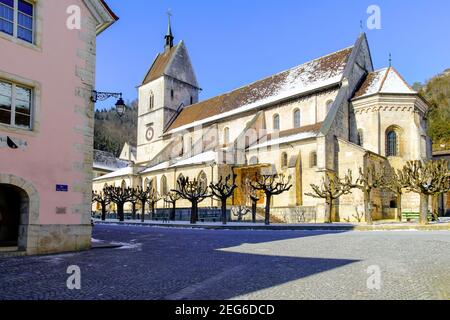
224 127 230 145
281 152 288 168
149 92 154 110
386 130 398 156
160 175 168 195
293 109 301 128
326 100 334 113
310 152 317 168
273 114 280 130
198 171 208 189
357 129 364 147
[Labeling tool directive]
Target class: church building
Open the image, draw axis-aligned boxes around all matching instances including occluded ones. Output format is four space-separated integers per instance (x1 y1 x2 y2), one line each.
93 20 432 222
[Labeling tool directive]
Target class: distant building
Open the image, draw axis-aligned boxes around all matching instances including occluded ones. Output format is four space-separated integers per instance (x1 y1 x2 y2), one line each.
432 150 450 216
0 0 117 254
93 149 130 179
94 21 432 222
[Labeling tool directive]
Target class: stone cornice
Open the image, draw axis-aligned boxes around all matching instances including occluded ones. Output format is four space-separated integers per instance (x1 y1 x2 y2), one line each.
82 0 117 35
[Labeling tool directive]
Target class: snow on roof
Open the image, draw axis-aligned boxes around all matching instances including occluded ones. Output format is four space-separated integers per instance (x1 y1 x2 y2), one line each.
170 151 217 168
140 161 170 174
93 166 136 181
93 150 130 172
248 131 318 151
166 46 353 134
354 67 416 99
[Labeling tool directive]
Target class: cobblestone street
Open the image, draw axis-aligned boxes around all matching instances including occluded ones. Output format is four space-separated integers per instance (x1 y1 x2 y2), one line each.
0 225 449 300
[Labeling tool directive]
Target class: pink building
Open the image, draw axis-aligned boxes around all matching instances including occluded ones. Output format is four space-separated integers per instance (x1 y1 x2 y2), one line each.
0 0 117 255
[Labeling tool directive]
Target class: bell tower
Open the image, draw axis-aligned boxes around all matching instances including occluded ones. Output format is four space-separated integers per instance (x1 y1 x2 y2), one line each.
136 15 200 165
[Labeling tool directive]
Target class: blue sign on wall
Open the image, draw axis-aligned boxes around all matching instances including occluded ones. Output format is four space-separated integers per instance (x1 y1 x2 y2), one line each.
56 185 69 192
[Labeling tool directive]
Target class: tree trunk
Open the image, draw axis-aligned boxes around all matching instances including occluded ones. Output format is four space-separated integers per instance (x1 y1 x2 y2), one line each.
221 199 227 225
117 203 124 222
150 203 155 220
170 203 176 221
140 200 146 222
396 192 402 222
264 195 271 225
420 193 429 225
364 190 373 225
131 202 136 220
431 194 439 221
101 204 107 221
251 200 257 223
191 201 198 224
324 199 332 224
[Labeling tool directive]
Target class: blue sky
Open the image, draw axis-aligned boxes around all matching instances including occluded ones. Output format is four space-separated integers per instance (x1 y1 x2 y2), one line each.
95 0 450 110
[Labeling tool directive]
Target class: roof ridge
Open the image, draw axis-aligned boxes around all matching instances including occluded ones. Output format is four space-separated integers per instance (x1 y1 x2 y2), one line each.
178 45 354 113
385 67 417 93
377 66 391 94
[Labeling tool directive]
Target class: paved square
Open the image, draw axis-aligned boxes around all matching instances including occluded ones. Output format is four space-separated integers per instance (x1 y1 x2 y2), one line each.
0 225 449 300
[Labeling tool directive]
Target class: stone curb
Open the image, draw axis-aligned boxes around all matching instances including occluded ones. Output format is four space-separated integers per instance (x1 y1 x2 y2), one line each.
94 221 450 232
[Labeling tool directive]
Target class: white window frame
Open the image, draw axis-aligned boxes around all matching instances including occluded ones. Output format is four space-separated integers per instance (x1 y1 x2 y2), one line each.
0 0 35 44
0 78 33 130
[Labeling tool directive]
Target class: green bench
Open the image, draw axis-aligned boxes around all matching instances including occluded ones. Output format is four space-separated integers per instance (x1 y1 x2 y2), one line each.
401 212 432 222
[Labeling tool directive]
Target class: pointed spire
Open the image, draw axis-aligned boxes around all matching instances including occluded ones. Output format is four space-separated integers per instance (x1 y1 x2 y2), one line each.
165 10 174 50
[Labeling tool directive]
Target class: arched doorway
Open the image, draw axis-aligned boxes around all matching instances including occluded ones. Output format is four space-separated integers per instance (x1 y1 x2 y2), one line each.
0 184 27 247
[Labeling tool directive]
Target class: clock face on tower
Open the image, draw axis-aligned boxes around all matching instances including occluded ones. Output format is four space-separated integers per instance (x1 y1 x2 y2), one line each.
146 126 154 141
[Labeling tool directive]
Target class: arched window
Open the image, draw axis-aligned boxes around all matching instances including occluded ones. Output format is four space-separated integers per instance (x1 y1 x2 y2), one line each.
149 91 154 110
189 136 194 155
224 127 230 145
176 174 184 190
198 171 208 189
180 136 184 155
144 178 149 189
357 129 364 147
386 130 398 157
121 180 126 189
273 114 280 130
293 109 301 128
160 175 168 195
171 89 174 99
249 156 259 165
310 152 317 168
281 152 288 168
326 100 334 113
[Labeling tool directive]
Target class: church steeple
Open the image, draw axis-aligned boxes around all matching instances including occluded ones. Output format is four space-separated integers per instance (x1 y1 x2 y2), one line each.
164 11 174 50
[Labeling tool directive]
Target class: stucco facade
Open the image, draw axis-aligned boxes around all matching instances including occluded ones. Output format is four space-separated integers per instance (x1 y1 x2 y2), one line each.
0 0 117 254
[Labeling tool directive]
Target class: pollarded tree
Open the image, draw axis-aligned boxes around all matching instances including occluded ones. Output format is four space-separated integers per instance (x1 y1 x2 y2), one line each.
92 190 110 221
172 176 210 224
429 160 450 220
210 175 237 225
305 170 354 223
164 191 181 221
103 186 134 222
147 187 162 220
380 166 409 221
353 164 384 225
402 160 449 224
134 186 150 222
250 174 292 225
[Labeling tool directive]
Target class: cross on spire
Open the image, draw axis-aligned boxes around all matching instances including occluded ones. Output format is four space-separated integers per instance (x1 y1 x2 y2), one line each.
165 9 174 50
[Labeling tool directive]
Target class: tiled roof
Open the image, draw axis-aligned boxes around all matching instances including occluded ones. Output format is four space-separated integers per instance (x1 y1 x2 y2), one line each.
354 67 416 99
142 45 178 85
166 46 353 132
